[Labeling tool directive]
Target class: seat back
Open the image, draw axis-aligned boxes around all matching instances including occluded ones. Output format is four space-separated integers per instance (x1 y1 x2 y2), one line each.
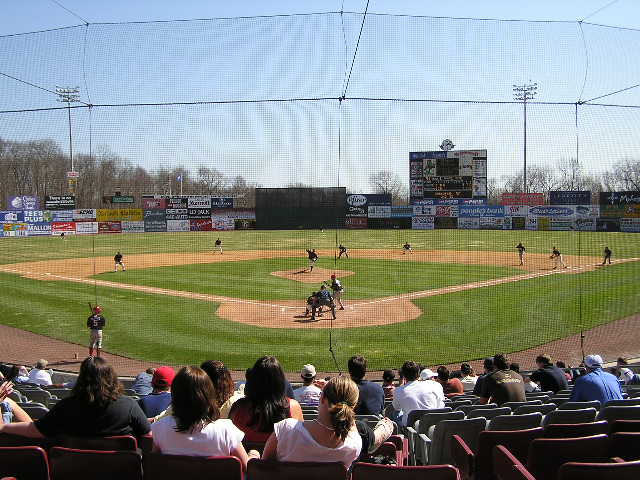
45 388 72 400
456 404 497 416
247 460 347 480
430 417 487 465
418 411 465 436
542 407 597 426
558 401 601 411
493 445 536 480
476 428 544 480
514 404 556 416
0 433 52 449
406 408 451 428
60 435 138 451
20 405 49 420
543 421 609 438
448 399 473 409
138 433 153 453
605 399 640 407
559 460 640 480
21 389 52 406
609 419 640 433
143 453 243 480
596 405 640 422
351 462 460 480
488 413 542 431
609 432 640 461
527 434 610 480
502 400 542 410
0 446 49 480
468 407 511 420
49 447 142 480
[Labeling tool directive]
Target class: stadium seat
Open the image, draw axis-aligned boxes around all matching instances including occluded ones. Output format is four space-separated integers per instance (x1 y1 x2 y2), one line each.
49 447 143 480
502 400 542 410
514 404 556 416
448 399 473 409
541 407 597 426
138 433 153 454
558 401 601 411
0 433 51 449
351 462 460 480
604 399 640 407
526 434 610 480
456 404 497 416
609 419 640 433
59 435 138 451
406 408 452 431
44 388 71 400
609 432 640 461
20 390 52 407
493 445 536 480
143 453 243 480
596 405 640 423
487 413 543 431
355 414 382 428
0 446 49 480
407 411 464 465
468 406 511 420
19 405 49 420
543 421 609 438
247 459 347 480
418 417 486 466
559 460 640 480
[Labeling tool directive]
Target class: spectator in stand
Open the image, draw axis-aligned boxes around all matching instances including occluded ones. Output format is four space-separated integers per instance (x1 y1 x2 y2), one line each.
459 363 477 392
530 354 569 393
27 359 52 386
138 366 175 418
131 367 155 396
201 360 244 418
293 364 322 406
5 365 30 384
382 370 396 400
151 366 249 467
393 361 445 426
1 381 32 424
229 356 303 444
570 354 624 403
435 366 464 398
348 355 384 415
479 354 525 406
420 368 436 381
616 357 636 384
472 358 494 397
0 356 150 438
555 361 573 382
256 375 362 467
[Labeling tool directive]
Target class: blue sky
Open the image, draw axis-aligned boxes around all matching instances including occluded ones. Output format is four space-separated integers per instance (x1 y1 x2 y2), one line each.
1 1 639 190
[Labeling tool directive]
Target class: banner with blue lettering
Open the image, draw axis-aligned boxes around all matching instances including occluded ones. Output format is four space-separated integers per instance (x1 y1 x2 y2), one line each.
27 223 52 236
458 205 505 217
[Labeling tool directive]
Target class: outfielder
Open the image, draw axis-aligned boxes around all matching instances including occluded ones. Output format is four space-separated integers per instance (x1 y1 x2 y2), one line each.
338 244 349 259
602 246 612 265
402 242 413 254
87 305 106 357
326 274 345 310
550 246 567 269
516 242 526 266
215 238 223 254
306 249 318 272
114 251 125 272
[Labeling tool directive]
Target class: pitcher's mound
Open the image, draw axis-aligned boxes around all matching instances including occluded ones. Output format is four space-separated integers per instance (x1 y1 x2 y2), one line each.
271 267 355 283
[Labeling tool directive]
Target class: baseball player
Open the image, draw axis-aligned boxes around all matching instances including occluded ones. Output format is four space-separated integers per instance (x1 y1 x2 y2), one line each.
402 242 413 254
311 285 336 321
306 249 318 272
602 246 612 265
215 238 223 254
516 242 526 266
550 246 567 269
304 291 321 317
338 244 349 259
326 274 345 310
87 305 106 357
114 251 125 272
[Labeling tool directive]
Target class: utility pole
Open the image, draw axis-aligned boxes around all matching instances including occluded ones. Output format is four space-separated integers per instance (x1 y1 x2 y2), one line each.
56 86 81 194
513 82 538 193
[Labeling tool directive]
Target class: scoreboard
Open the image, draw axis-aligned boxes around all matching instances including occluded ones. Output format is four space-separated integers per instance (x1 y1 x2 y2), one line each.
410 150 487 202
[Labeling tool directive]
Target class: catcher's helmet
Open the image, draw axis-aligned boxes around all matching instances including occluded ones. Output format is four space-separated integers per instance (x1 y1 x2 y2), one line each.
331 274 336 279
93 305 103 314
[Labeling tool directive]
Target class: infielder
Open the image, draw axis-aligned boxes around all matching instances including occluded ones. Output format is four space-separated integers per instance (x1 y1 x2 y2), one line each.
402 242 413 254
306 249 318 272
311 285 336 321
516 242 526 266
114 251 125 272
87 305 106 357
602 246 612 265
550 246 567 269
338 244 349 259
215 238 223 254
326 274 345 310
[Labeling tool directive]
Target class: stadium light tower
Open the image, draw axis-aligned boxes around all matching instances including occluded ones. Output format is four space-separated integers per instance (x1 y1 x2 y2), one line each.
513 82 538 193
56 86 81 176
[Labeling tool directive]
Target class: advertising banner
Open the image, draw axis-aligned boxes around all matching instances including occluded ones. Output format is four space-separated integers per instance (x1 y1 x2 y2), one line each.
435 205 458 217
111 195 134 204
75 221 98 234
98 221 122 234
142 197 167 209
211 197 233 209
623 205 640 218
410 179 423 198
434 217 458 229
166 208 189 220
121 221 144 233
51 210 74 222
550 191 591 205
411 215 435 230
412 205 437 216
575 218 596 231
144 210 167 232
45 195 75 210
7 195 39 211
96 209 141 222
502 217 512 230
391 206 413 218
2 223 28 237
190 218 213 231
528 206 575 218
459 205 504 217
345 217 368 229
596 218 620 232
500 193 544 206
368 205 392 218
0 211 24 223
187 195 212 208
188 208 212 219
504 205 529 216
212 218 234 230
118 209 143 221
526 217 538 230
26 223 52 236
52 222 75 234
218 208 255 220
599 192 640 205
599 205 626 218
479 217 504 229
473 158 487 177
167 196 188 208
621 218 640 233
472 177 487 197
574 205 599 217
166 219 190 232
73 209 97 221
458 217 480 229
346 205 367 217
550 219 574 231
459 157 473 176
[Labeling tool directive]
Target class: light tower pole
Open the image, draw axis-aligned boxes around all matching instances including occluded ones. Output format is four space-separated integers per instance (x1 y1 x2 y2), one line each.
513 82 538 193
56 86 80 193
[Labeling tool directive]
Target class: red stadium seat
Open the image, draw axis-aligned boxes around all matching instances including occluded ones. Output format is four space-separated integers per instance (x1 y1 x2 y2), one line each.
143 453 243 480
60 435 138 451
247 459 347 480
542 421 609 438
49 446 142 480
609 432 640 461
351 462 460 480
559 459 640 480
492 445 536 480
0 446 49 480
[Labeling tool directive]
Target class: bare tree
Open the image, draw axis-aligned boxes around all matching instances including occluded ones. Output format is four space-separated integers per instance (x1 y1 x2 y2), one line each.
368 170 408 204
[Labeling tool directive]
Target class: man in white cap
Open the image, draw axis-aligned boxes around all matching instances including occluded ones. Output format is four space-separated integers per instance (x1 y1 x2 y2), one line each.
293 364 322 406
392 361 445 426
569 354 623 404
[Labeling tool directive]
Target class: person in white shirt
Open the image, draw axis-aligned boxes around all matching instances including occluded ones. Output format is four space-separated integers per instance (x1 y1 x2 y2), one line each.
293 364 322 406
617 357 636 384
255 375 362 467
393 361 445 427
27 359 52 386
459 363 478 392
151 366 249 469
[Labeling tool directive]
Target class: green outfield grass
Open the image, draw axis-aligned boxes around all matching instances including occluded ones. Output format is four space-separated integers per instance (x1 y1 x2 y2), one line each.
1 229 639 371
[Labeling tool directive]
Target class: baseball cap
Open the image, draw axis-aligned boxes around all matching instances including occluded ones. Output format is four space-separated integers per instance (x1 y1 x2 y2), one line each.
584 354 604 369
152 366 176 388
420 368 436 380
301 364 317 378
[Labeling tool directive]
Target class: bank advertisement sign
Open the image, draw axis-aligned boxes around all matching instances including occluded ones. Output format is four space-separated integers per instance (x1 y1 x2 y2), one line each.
26 223 52 236
0 211 24 223
549 191 591 205
458 205 505 217
7 196 39 211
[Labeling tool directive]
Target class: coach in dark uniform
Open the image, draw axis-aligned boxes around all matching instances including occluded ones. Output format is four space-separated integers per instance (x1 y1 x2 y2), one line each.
87 305 106 358
602 246 612 265
516 242 526 266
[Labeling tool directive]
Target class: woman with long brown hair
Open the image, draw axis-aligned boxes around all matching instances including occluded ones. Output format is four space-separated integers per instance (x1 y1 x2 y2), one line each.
200 360 243 418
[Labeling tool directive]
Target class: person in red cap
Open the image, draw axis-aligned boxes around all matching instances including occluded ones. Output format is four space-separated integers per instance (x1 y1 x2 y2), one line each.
138 366 175 418
87 305 106 357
